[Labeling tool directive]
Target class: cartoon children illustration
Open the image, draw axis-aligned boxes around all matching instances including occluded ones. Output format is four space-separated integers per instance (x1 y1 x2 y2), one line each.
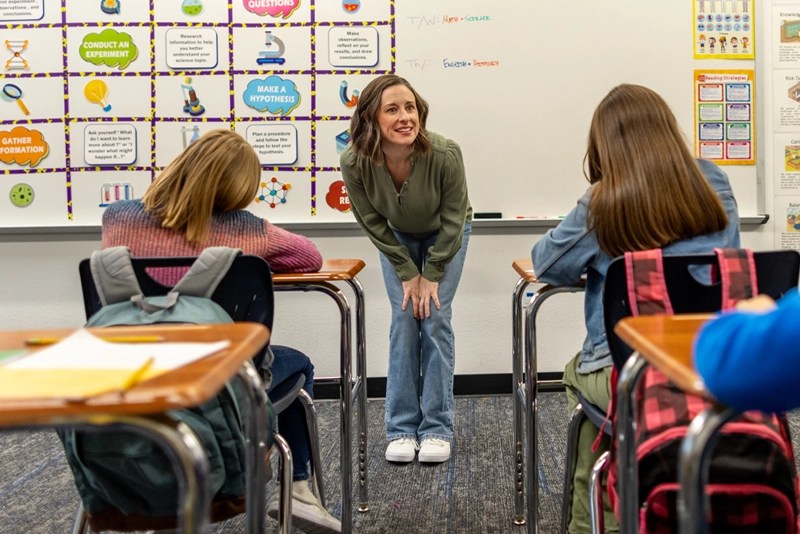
730 36 738 52
698 35 707 53
719 36 727 52
741 36 749 53
708 37 717 53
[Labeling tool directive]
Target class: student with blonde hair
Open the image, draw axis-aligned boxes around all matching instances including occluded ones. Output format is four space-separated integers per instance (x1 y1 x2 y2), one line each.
531 84 741 534
101 128 340 533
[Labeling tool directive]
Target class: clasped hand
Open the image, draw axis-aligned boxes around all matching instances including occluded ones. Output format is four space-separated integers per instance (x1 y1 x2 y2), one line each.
401 275 440 319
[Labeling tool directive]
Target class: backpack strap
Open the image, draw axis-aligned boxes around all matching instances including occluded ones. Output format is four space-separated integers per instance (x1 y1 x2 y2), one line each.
624 249 674 317
172 247 242 298
89 246 144 306
714 247 758 310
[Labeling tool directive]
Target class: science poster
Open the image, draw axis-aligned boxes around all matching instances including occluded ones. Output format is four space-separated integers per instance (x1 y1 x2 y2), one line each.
0 0 393 227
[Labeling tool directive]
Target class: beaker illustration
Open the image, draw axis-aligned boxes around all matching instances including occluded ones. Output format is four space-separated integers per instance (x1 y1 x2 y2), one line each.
181 0 203 16
181 125 201 148
343 0 360 13
84 79 112 112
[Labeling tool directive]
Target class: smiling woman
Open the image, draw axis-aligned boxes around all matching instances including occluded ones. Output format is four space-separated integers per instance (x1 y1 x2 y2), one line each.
340 74 473 465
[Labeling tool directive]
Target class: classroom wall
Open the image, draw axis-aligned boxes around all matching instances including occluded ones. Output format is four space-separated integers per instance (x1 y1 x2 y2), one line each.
0 223 775 380
0 0 787 382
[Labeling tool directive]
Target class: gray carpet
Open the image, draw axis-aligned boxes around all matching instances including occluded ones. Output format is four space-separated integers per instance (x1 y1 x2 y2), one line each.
0 394 568 533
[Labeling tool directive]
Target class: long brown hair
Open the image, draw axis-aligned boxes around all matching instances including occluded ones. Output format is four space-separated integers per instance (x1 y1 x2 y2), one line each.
585 84 729 258
348 74 431 164
142 129 261 243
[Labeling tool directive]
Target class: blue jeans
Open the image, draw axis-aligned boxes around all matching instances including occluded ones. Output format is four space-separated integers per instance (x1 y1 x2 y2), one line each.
268 345 315 481
379 223 471 443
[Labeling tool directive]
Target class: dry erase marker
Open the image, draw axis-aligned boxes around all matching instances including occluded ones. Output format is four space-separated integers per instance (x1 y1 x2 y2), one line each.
516 216 546 219
25 335 165 346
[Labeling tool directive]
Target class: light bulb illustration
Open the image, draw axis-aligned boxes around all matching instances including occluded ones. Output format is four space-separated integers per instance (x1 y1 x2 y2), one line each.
84 79 112 112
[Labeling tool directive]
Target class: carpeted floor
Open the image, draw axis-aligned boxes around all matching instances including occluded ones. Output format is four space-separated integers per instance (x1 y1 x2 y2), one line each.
5 394 800 533
0 394 568 533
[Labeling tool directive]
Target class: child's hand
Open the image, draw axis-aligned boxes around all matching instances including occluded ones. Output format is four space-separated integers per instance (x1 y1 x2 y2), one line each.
735 294 776 312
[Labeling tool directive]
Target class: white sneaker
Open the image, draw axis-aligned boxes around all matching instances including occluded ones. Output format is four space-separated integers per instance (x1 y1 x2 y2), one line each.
385 437 419 462
267 480 341 534
418 438 451 463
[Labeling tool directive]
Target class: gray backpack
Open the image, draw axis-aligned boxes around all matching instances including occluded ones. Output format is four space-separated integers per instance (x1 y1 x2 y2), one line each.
61 246 257 518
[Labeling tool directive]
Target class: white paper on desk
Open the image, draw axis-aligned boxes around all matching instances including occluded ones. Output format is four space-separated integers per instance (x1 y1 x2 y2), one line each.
7 330 230 371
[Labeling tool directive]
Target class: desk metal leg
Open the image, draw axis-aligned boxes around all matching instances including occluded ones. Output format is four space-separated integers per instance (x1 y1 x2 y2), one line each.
524 284 585 534
616 354 648 534
345 277 370 513
274 433 295 534
512 278 532 526
523 299 539 534
237 361 271 533
275 282 355 532
678 405 736 534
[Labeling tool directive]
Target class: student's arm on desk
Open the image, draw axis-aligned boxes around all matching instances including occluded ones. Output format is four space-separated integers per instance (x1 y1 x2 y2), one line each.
264 220 323 272
530 192 593 285
693 288 800 413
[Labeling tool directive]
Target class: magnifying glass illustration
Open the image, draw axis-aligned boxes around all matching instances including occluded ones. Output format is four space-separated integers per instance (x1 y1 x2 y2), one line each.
2 84 30 115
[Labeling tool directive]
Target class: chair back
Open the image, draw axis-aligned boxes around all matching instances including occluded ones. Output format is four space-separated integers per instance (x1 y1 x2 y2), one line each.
80 253 274 327
79 253 275 368
74 252 277 531
603 249 800 369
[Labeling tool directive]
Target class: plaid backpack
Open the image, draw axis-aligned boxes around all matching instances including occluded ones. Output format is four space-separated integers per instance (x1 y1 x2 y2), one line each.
606 248 799 533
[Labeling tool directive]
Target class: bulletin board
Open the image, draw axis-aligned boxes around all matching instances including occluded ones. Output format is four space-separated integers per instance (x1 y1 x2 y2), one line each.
0 0 761 230
0 0 393 228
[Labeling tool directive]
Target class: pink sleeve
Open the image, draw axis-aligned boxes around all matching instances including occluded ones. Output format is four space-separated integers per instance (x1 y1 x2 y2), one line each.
263 220 323 273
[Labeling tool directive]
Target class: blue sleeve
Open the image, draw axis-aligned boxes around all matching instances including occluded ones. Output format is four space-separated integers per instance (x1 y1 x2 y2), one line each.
693 289 800 413
530 187 596 285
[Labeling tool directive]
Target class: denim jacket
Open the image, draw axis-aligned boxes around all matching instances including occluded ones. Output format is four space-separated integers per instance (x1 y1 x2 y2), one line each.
530 159 741 374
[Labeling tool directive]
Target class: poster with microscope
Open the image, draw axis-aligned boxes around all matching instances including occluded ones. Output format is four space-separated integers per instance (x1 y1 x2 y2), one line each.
0 0 392 227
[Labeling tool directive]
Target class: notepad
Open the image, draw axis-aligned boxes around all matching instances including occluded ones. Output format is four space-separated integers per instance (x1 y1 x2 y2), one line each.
0 330 230 400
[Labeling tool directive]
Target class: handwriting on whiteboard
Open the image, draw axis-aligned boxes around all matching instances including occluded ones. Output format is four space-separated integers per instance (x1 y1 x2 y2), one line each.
404 58 500 71
405 14 491 29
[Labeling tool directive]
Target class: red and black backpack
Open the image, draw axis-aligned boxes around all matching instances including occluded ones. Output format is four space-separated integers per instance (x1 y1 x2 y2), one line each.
605 248 799 533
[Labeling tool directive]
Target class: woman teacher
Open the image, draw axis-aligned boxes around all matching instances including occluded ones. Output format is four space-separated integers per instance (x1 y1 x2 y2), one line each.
340 74 472 464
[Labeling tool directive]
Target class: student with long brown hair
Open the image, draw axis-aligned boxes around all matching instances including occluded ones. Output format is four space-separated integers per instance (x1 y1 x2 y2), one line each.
101 128 340 533
531 84 741 534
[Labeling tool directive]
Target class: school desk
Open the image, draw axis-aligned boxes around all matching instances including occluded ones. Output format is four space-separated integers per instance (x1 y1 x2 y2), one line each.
272 258 368 532
511 259 585 530
0 322 273 534
614 313 723 534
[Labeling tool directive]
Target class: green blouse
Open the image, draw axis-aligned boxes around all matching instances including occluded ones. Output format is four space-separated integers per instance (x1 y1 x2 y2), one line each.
340 131 472 282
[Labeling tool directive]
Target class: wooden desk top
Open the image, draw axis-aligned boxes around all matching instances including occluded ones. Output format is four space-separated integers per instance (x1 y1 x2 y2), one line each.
0 323 269 426
272 258 366 284
614 314 714 398
512 259 538 283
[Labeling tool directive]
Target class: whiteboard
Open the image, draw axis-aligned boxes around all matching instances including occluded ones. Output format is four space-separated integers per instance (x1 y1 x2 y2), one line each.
394 0 760 219
0 0 760 230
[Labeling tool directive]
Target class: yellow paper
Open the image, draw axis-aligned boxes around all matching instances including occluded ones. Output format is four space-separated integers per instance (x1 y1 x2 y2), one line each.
0 367 164 400
0 330 229 400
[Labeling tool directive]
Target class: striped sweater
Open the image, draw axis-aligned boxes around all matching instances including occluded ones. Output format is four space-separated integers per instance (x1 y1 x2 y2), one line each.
101 200 323 284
